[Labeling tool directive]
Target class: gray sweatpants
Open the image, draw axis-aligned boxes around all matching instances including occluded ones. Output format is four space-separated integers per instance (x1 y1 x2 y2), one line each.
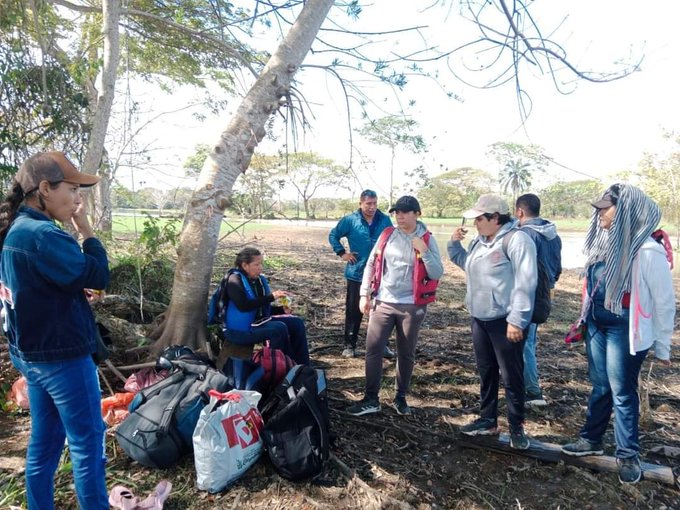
364 300 427 400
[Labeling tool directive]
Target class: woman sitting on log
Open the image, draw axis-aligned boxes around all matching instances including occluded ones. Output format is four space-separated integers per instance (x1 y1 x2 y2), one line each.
221 246 309 366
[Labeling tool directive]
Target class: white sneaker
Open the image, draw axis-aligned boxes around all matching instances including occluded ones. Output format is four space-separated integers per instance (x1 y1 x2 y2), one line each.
526 397 548 407
342 347 356 358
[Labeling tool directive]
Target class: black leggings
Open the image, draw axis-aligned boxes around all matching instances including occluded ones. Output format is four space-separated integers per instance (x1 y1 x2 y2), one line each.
344 279 363 347
471 317 526 430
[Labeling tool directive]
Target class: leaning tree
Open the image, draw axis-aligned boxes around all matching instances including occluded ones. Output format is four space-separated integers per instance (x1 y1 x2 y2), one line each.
149 0 336 349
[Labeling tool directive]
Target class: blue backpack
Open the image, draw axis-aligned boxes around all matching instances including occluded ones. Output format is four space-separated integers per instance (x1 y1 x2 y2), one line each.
222 357 264 392
207 274 229 326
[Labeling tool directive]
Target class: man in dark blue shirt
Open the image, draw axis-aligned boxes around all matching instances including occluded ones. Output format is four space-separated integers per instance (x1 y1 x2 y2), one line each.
515 193 562 407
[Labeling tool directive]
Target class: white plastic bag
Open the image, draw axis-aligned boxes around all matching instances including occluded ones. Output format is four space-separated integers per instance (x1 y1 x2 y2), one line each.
193 389 264 493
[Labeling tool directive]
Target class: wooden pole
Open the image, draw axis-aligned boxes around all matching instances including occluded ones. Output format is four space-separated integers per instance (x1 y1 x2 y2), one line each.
458 434 679 487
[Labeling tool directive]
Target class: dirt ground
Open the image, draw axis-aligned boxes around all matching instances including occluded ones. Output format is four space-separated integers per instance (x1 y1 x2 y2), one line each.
2 225 680 509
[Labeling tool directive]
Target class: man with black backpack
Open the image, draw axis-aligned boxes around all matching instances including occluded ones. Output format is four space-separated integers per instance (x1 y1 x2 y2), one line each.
515 194 562 408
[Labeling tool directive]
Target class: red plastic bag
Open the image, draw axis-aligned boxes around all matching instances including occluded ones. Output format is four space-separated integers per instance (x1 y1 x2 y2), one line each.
565 320 586 344
9 376 29 410
101 392 136 426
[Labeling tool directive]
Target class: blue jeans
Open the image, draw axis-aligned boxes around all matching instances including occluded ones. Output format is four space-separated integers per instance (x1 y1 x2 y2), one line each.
580 321 648 459
10 353 108 510
226 315 310 365
523 323 541 397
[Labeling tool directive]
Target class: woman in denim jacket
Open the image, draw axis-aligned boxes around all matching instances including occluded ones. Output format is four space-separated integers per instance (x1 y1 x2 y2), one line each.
561 184 675 485
0 152 109 509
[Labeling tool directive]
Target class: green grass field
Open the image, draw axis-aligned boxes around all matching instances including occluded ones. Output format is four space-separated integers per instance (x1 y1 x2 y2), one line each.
110 213 666 238
110 214 278 237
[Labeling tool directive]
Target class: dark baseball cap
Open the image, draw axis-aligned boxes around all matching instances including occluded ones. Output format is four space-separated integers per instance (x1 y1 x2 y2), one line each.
591 185 620 209
388 195 421 213
15 152 100 194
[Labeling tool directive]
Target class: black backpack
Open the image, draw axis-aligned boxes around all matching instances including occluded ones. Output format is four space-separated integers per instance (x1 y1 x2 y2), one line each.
115 358 232 469
502 229 551 324
260 365 330 481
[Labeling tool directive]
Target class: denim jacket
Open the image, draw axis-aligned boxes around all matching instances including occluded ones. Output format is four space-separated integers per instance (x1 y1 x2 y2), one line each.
0 207 109 362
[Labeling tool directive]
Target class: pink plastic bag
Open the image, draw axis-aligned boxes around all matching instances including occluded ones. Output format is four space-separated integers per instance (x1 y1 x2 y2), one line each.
124 367 169 394
9 376 29 410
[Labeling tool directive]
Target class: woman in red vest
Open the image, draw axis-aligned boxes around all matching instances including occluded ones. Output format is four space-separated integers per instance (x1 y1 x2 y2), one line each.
346 195 443 417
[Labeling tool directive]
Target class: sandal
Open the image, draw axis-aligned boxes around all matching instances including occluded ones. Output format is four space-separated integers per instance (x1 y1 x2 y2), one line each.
108 485 138 510
135 480 172 510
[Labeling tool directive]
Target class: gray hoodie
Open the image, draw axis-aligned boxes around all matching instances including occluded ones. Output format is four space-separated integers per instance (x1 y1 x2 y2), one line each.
448 220 537 329
361 220 444 304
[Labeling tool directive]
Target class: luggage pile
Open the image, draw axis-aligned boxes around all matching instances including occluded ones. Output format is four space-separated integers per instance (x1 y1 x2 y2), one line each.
113 345 331 493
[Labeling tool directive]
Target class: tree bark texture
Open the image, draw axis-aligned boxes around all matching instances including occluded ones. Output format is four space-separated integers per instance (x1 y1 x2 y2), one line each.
82 0 120 232
94 149 113 231
151 0 335 351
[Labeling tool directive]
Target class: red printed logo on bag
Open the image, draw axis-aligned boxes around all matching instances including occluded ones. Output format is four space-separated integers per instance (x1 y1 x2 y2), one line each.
221 408 263 448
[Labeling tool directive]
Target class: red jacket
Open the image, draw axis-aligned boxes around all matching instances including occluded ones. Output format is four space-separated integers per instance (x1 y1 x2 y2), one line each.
370 227 439 305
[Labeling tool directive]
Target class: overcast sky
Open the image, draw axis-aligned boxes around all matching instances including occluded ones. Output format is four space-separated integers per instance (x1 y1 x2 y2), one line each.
117 0 680 197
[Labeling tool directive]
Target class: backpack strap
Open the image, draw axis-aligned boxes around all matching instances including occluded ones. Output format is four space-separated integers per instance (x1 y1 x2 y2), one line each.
501 228 518 259
133 367 186 408
468 228 517 260
284 364 304 385
315 369 327 394
157 373 199 435
651 229 674 269
296 386 328 455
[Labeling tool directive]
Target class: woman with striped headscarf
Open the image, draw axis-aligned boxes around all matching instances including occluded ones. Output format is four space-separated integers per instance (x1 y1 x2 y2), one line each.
561 184 675 484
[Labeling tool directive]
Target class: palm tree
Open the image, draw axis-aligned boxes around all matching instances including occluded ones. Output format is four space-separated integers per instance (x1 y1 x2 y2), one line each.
500 159 532 203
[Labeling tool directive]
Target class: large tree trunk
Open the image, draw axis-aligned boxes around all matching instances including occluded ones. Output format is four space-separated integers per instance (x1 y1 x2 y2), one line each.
150 0 335 351
95 149 113 231
82 0 120 232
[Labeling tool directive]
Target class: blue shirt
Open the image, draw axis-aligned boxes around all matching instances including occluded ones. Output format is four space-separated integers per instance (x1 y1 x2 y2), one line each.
328 209 392 282
0 207 109 362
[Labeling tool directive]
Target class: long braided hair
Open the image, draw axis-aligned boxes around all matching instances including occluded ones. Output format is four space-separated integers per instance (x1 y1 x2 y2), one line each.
0 183 26 252
583 183 661 315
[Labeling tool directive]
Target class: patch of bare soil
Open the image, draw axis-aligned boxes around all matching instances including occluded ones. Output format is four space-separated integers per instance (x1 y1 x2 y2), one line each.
2 225 680 509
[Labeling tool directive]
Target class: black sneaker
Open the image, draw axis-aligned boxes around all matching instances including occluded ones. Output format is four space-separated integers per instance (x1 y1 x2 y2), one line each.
561 438 604 457
509 427 530 450
347 398 380 416
617 456 642 484
460 417 499 436
383 345 396 359
392 396 412 416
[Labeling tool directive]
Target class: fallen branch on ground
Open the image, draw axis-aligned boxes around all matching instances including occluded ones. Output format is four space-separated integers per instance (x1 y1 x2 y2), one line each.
330 453 414 510
458 433 679 488
103 361 156 372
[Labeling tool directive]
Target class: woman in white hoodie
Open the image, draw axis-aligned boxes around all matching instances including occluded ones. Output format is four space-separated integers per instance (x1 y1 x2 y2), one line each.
347 196 444 417
562 184 675 485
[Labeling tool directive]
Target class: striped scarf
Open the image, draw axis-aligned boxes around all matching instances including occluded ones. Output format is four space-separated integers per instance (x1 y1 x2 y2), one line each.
583 184 661 315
